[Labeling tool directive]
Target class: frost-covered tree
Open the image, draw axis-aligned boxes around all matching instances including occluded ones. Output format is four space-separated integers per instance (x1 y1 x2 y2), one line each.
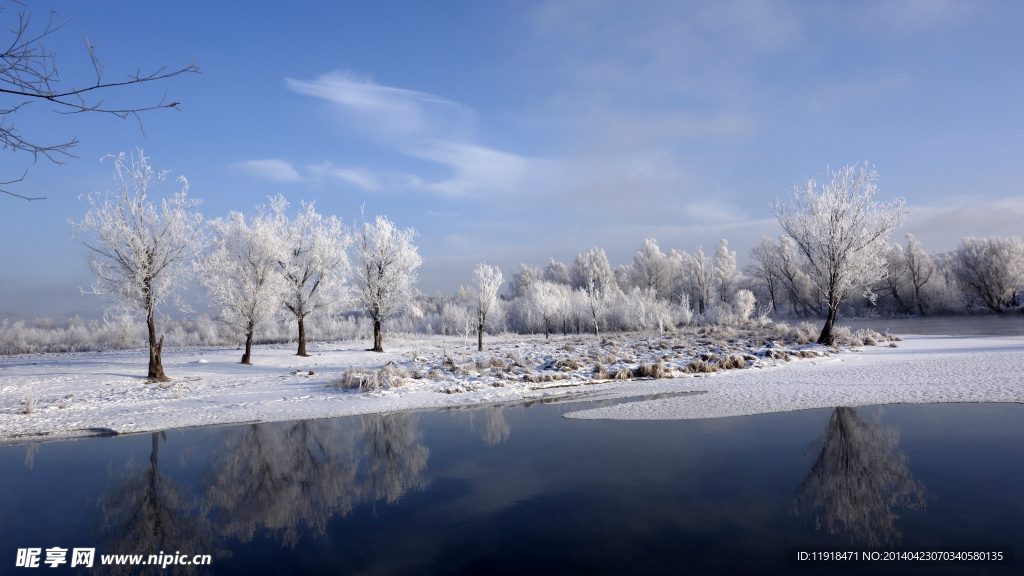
440 300 471 337
508 263 541 298
882 243 913 313
543 259 572 285
527 280 562 339
473 263 503 351
70 151 204 381
356 214 422 352
712 239 738 302
747 237 783 314
194 206 287 364
902 235 935 316
630 239 670 300
570 247 617 294
274 196 352 356
580 280 610 337
773 165 908 344
686 248 715 315
951 236 1024 313
776 235 819 316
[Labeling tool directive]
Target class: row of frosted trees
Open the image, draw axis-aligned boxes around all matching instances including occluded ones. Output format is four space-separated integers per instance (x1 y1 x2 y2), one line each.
749 234 1024 318
19 158 1023 369
477 231 1024 342
69 152 427 379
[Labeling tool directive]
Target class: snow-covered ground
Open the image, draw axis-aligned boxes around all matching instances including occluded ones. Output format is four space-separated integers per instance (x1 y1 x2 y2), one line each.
1 331 1021 442
564 334 1024 420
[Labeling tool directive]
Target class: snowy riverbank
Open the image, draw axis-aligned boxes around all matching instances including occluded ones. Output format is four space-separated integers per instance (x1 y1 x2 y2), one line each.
564 334 1024 420
1 331 1021 442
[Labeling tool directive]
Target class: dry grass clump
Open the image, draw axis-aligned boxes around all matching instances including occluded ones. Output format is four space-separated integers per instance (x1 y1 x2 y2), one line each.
613 367 632 380
329 363 407 391
328 367 375 390
534 373 570 383
441 347 461 373
766 349 791 361
683 358 717 374
593 363 611 380
794 349 824 359
634 361 668 379
889 342 899 348
429 368 443 379
716 354 746 370
554 358 581 371
561 344 576 351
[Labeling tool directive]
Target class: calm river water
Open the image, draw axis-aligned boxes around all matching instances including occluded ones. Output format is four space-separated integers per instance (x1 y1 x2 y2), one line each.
1 398 1021 575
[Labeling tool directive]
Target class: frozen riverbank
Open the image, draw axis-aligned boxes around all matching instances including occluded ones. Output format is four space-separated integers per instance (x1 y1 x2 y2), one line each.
2 331 1020 442
564 335 1024 420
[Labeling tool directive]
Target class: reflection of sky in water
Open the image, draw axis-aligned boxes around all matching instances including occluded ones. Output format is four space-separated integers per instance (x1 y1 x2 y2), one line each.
1 402 1022 575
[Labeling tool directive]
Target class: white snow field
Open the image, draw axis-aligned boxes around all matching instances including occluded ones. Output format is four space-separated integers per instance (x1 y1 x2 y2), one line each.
1 331 1021 442
564 335 1024 421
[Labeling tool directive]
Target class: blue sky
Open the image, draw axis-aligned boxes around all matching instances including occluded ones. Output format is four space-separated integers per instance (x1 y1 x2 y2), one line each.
2 0 1024 317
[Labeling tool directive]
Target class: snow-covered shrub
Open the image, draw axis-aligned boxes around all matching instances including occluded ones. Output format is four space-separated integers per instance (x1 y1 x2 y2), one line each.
676 293 693 326
732 289 756 323
23 389 35 414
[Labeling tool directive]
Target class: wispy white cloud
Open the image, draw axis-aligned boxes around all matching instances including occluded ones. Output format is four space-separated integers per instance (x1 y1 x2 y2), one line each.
304 162 381 192
234 158 384 192
234 159 303 182
287 71 476 143
286 71 550 199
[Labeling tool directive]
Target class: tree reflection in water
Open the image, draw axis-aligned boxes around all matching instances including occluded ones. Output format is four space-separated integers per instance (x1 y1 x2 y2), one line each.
202 419 361 547
95 412 431 557
792 407 927 545
201 412 429 545
361 412 430 504
96 432 213 575
480 406 510 447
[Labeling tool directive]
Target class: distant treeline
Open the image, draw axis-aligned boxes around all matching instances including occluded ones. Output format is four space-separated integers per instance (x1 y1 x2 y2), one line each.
4 234 1020 356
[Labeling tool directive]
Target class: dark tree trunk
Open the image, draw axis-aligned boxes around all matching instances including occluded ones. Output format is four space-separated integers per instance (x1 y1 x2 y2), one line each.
478 323 484 351
817 304 838 346
297 316 310 356
242 330 254 364
372 319 384 352
147 311 168 382
544 318 550 339
563 319 567 335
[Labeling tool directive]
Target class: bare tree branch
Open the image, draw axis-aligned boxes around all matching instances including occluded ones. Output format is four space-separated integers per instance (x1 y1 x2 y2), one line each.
0 169 44 199
1 3 200 200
